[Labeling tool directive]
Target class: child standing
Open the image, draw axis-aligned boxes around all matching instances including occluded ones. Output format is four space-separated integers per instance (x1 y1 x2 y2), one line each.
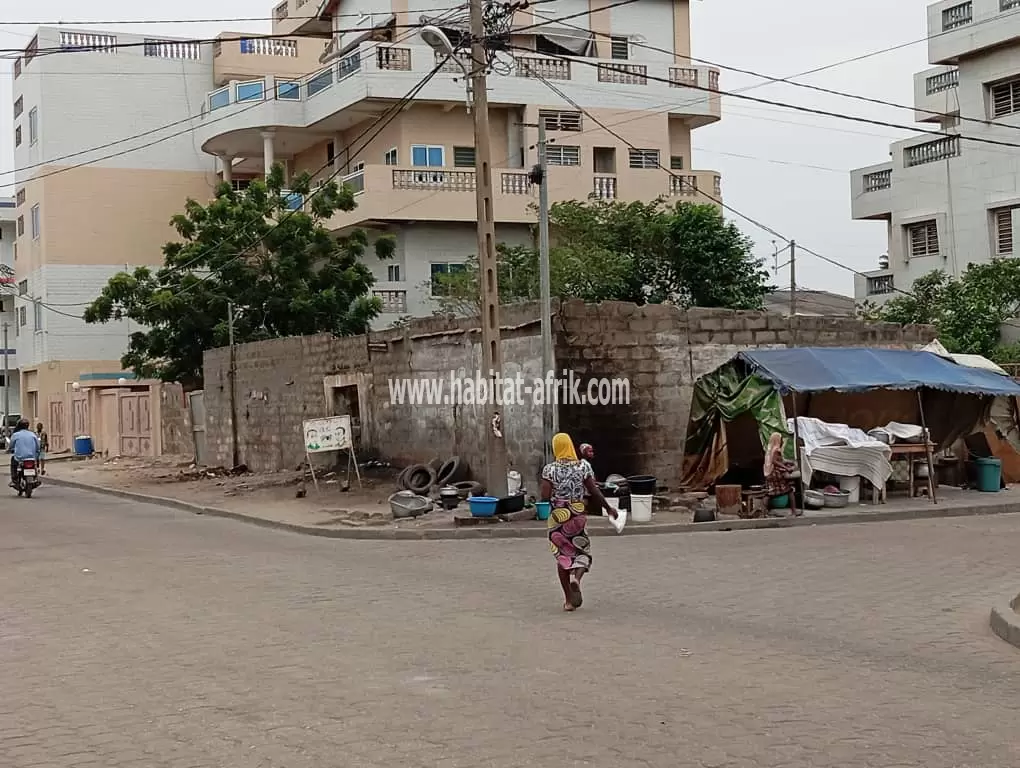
36 422 48 475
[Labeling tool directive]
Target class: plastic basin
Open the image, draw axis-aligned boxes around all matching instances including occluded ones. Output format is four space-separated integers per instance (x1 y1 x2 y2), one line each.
468 496 499 517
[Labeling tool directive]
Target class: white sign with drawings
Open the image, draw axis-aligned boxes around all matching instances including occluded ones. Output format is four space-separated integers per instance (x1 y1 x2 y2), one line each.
301 415 360 491
303 415 351 453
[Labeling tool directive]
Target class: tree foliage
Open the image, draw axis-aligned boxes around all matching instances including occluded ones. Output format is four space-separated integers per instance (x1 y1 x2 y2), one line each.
84 164 393 387
433 198 772 314
875 260 1020 361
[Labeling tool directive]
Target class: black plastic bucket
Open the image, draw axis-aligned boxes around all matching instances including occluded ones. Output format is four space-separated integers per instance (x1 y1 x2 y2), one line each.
626 475 657 495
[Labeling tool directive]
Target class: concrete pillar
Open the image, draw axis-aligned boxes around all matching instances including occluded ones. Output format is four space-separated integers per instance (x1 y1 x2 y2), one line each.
219 155 234 183
261 130 276 176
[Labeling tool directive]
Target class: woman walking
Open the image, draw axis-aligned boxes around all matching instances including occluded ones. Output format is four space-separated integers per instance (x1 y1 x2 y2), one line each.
540 432 617 612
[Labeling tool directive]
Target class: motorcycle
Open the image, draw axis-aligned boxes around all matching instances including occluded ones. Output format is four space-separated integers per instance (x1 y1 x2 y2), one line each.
14 458 41 498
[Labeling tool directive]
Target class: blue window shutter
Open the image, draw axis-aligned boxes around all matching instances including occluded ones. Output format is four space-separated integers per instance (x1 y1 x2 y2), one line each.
427 146 443 167
411 146 427 166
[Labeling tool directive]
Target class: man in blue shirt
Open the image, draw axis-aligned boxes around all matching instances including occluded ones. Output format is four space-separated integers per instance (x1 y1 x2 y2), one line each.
8 419 40 487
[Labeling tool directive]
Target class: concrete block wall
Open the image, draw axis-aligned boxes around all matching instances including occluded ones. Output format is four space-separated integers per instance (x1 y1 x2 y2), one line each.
203 301 936 484
553 301 936 489
158 383 192 457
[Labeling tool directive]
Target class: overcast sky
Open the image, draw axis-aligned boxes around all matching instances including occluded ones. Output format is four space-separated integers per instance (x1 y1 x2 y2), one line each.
0 0 932 296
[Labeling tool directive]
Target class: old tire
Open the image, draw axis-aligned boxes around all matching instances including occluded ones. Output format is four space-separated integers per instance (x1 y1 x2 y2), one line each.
437 456 469 485
453 480 483 500
396 466 414 491
427 457 443 472
405 464 438 495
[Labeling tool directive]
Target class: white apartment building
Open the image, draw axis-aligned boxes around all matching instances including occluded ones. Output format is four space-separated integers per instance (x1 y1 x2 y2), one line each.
9 26 324 415
203 0 723 325
851 0 1020 306
0 197 19 414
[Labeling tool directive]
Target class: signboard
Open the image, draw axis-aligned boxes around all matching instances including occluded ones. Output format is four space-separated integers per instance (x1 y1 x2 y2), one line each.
303 415 351 454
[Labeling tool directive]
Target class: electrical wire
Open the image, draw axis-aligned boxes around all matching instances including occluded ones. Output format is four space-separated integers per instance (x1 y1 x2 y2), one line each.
0 6 469 26
527 9 1018 136
507 44 1020 153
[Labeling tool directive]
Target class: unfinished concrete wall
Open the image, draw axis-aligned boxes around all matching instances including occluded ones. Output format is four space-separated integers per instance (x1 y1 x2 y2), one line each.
158 382 192 456
202 304 545 475
553 301 936 489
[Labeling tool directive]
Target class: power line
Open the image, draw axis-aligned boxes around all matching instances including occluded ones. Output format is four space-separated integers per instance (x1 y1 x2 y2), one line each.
0 6 469 26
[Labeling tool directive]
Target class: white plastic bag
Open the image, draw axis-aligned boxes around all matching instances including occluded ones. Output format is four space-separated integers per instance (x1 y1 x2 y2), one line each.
610 508 627 534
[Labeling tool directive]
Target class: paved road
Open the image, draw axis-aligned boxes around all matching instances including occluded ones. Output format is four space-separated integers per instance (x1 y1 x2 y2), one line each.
2 488 1020 768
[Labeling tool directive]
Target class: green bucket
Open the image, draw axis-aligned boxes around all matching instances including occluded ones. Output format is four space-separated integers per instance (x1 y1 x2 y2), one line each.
975 457 1002 493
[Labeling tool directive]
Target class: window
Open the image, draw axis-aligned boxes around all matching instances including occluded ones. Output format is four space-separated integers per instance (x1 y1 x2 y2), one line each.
994 206 1018 255
453 146 476 167
387 264 401 282
546 145 581 166
411 145 444 167
16 189 25 206
866 275 895 296
628 148 660 169
430 262 467 296
33 300 42 330
16 217 24 237
990 77 1020 117
231 179 251 191
30 204 39 239
384 147 398 165
28 107 37 145
18 307 26 328
13 97 22 118
14 126 21 147
538 109 582 132
17 281 26 296
610 36 629 60
670 156 684 170
326 141 335 166
907 220 939 258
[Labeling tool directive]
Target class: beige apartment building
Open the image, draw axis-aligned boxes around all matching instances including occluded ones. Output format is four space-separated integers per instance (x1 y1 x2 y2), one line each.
198 0 723 324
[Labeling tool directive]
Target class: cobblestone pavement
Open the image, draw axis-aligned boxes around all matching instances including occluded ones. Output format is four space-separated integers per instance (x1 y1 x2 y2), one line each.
3 487 1020 768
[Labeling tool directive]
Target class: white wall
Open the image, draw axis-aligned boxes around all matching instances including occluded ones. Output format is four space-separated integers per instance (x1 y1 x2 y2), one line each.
608 0 675 63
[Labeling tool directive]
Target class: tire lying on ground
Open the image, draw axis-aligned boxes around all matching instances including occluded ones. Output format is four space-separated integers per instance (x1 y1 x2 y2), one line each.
396 465 414 491
428 457 443 472
404 464 438 495
437 456 470 485
453 480 484 500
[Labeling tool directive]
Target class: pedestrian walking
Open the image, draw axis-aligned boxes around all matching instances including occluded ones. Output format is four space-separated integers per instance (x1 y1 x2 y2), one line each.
36 422 48 475
540 432 617 612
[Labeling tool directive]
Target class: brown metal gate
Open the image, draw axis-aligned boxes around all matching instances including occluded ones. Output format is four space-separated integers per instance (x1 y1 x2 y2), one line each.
48 398 67 453
118 393 152 456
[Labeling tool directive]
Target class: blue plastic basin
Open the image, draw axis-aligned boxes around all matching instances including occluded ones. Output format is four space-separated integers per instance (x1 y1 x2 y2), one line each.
468 496 499 517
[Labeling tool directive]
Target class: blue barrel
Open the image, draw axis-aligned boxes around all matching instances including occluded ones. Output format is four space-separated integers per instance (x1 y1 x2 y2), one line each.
975 457 1002 492
73 435 94 456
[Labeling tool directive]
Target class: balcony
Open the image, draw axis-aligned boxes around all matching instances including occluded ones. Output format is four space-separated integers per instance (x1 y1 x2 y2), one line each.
664 170 723 204
850 162 893 220
914 66 960 122
271 0 331 39
213 32 327 87
927 0 1020 63
196 41 722 154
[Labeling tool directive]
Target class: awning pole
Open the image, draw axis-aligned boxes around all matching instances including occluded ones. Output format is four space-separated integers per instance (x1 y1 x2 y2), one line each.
790 392 804 517
916 390 938 504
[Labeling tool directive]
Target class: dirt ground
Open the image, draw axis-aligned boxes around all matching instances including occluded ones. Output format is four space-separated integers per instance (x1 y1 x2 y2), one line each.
46 454 420 529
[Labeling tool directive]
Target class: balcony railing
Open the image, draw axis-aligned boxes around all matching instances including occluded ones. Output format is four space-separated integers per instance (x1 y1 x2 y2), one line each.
866 275 895 295
375 289 407 314
515 55 571 80
239 38 298 57
863 169 892 192
904 136 960 167
925 69 959 94
598 63 647 85
144 38 202 60
200 43 721 119
668 175 699 196
593 175 617 200
501 172 532 195
59 31 117 52
392 169 476 191
274 1 289 20
942 2 973 30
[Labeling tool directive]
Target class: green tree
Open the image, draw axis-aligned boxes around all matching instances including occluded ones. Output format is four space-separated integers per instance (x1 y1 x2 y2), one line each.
84 164 393 387
433 198 771 313
876 260 1020 361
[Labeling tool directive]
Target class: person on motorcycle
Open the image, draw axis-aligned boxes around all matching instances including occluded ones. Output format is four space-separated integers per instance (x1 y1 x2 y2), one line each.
8 419 40 488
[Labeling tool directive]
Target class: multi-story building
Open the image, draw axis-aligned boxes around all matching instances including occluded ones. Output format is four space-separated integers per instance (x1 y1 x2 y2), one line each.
851 0 1020 307
9 26 322 418
0 197 19 415
199 0 723 325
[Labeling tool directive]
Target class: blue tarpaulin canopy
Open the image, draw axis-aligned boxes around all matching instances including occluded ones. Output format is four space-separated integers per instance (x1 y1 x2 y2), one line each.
736 347 1020 397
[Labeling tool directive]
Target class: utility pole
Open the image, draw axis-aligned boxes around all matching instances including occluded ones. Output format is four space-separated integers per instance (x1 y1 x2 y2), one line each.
789 240 797 317
469 0 508 497
2 323 9 426
227 302 239 469
536 120 555 464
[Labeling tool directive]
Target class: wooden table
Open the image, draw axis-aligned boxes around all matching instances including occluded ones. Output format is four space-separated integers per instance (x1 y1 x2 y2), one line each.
888 443 937 503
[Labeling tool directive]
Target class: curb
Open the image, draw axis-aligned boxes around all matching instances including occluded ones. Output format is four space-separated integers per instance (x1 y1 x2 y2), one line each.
45 476 1020 541
990 592 1020 649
